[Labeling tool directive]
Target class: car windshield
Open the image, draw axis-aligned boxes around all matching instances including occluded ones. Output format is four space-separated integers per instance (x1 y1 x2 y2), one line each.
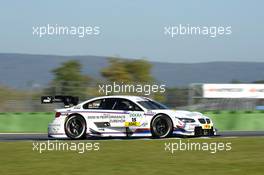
137 100 168 110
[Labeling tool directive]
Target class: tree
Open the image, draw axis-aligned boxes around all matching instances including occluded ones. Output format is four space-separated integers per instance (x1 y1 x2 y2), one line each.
100 57 166 100
46 60 91 97
125 59 154 83
101 57 154 83
101 58 132 83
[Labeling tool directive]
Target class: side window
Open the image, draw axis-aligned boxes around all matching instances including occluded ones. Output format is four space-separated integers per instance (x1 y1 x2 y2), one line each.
83 99 104 109
83 98 117 110
104 98 117 110
114 99 142 111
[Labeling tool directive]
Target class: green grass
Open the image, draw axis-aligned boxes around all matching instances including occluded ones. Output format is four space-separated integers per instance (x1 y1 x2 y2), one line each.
0 112 53 132
205 111 264 131
0 137 263 175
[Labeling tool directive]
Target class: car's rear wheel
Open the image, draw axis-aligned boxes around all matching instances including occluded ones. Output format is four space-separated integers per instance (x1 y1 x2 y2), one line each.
151 114 173 138
65 115 86 139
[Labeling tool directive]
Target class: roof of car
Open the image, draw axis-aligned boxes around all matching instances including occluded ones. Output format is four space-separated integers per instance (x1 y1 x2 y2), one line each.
88 95 149 102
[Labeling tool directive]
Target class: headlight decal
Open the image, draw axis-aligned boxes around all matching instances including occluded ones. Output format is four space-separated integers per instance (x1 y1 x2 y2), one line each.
179 118 195 123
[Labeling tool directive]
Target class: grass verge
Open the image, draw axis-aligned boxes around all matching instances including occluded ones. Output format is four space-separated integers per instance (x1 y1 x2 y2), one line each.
206 111 264 131
0 137 263 175
0 112 53 132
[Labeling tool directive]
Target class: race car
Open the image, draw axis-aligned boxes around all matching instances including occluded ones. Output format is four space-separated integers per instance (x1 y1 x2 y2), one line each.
45 95 216 139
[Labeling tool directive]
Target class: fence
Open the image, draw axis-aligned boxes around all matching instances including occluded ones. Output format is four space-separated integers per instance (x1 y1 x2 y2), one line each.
1 82 264 112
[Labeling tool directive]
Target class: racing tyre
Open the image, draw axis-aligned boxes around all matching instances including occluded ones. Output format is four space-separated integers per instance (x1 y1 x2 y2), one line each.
151 114 173 138
65 115 86 139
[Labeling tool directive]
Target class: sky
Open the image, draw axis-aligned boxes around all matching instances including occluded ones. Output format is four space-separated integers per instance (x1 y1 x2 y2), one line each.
0 0 263 63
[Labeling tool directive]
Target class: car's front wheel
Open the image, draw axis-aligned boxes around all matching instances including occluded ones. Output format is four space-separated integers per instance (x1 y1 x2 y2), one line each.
65 115 86 139
151 114 173 138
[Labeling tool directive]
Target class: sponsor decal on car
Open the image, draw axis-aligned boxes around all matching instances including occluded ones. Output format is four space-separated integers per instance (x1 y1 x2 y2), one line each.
124 122 141 127
129 113 142 117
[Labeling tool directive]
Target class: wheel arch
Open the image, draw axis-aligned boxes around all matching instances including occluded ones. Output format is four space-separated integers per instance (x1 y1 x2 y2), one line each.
150 113 174 131
66 113 85 121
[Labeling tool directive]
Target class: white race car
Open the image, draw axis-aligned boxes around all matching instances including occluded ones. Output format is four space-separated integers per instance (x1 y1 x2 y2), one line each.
47 95 216 139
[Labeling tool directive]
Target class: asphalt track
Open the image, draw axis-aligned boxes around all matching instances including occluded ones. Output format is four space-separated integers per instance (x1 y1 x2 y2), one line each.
0 131 264 141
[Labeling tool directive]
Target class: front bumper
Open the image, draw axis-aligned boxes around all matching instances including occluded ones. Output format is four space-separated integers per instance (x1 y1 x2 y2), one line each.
173 126 216 136
194 126 215 136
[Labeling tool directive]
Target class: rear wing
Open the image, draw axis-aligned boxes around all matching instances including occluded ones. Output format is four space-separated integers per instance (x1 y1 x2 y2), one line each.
41 96 79 107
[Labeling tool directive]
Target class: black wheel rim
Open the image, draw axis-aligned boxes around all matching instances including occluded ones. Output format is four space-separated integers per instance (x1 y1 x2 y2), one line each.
67 117 84 137
154 118 169 136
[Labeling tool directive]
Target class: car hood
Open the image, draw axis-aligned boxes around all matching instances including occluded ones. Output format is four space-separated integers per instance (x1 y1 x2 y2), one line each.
148 109 205 119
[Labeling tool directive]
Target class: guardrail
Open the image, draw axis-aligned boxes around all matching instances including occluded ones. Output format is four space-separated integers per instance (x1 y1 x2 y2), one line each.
0 111 263 133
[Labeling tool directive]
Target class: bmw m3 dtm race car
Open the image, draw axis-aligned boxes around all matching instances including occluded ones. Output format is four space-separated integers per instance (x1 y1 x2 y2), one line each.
42 95 216 139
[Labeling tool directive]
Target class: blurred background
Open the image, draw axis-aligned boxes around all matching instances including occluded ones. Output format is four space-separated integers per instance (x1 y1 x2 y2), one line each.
1 54 264 133
0 55 264 112
0 1 264 132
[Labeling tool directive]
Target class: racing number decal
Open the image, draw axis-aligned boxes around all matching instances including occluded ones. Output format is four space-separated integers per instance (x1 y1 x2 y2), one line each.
124 113 141 126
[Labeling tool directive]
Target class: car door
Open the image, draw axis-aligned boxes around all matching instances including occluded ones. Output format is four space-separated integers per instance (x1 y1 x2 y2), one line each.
82 97 127 127
112 98 145 128
102 98 127 127
82 98 111 124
